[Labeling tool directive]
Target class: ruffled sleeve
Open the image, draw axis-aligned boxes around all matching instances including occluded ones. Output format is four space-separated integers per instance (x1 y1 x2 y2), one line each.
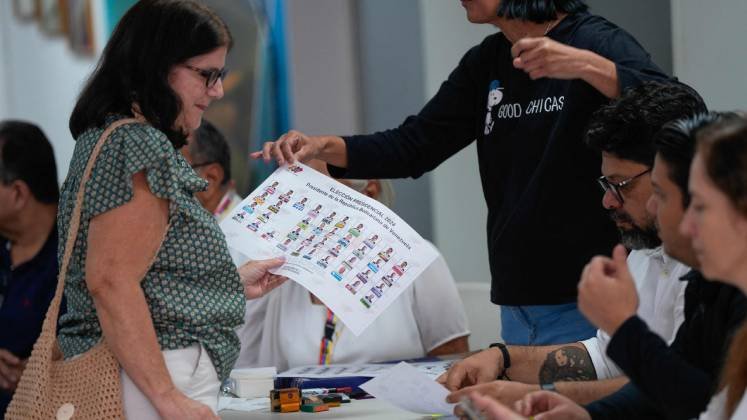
81 121 208 220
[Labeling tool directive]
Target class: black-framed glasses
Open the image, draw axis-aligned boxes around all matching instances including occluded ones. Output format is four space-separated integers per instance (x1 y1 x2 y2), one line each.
597 168 651 204
183 64 228 88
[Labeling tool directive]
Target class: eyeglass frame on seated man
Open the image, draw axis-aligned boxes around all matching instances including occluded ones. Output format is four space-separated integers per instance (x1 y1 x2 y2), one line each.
597 168 651 205
182 64 228 88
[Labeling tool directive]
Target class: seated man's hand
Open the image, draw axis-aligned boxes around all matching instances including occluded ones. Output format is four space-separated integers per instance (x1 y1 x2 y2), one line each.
238 258 288 299
447 380 538 409
514 390 591 420
578 245 638 335
0 349 25 392
466 392 524 420
461 391 591 420
437 347 504 391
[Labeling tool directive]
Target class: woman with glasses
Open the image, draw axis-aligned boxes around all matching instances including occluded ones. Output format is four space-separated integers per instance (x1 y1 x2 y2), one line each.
58 1 285 418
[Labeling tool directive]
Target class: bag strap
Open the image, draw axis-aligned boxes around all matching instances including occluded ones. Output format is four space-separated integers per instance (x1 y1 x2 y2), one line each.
41 118 141 338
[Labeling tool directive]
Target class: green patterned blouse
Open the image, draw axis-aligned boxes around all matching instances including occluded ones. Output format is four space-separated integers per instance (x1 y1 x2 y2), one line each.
57 115 245 381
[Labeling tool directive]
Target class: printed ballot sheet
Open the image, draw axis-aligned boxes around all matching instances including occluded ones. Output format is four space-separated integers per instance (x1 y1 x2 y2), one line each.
276 360 455 380
359 362 456 416
220 163 438 336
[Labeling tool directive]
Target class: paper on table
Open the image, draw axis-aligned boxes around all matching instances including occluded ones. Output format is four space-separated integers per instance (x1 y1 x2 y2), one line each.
220 163 438 336
217 397 270 413
359 362 456 416
276 360 454 380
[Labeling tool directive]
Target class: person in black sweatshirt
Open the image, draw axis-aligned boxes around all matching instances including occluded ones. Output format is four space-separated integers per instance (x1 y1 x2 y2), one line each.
254 0 674 345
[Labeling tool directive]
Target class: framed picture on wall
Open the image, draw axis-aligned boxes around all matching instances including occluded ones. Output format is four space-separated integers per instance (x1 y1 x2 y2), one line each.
13 0 38 20
67 0 95 56
39 0 67 35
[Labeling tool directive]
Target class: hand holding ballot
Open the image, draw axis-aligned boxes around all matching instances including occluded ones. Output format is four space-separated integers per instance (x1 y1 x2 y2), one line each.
238 257 288 299
221 163 439 336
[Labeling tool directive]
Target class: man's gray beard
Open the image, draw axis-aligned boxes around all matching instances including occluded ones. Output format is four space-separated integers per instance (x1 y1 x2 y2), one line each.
619 226 662 250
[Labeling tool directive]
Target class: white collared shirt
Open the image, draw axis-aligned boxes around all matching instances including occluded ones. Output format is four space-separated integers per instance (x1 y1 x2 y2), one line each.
233 242 470 371
581 247 690 379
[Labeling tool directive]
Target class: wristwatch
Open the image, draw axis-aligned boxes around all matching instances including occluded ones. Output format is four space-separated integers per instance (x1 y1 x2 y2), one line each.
540 382 558 393
488 342 511 379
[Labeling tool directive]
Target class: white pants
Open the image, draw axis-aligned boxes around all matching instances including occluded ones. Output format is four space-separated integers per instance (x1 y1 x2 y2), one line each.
120 343 220 419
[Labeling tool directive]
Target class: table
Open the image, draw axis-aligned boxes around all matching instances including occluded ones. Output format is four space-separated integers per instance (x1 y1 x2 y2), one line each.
219 398 450 419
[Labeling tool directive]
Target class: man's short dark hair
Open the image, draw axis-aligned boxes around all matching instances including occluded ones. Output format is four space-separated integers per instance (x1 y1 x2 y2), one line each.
189 120 231 186
0 120 59 204
654 112 741 207
497 0 588 23
585 81 707 167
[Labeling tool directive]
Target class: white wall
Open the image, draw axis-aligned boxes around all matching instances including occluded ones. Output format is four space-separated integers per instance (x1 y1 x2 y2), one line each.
0 12 8 118
0 1 106 181
419 1 495 283
671 0 747 110
286 0 361 135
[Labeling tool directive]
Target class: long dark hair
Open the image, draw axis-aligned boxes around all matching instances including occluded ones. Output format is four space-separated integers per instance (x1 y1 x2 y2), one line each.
69 0 232 148
696 115 747 416
497 0 588 23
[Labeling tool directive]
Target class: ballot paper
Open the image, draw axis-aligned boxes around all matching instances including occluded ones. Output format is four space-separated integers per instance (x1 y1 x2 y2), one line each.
359 362 456 416
221 163 438 336
276 360 454 380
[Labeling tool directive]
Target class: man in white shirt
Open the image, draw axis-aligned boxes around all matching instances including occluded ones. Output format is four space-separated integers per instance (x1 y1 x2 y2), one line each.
233 164 470 370
438 82 704 406
182 120 242 221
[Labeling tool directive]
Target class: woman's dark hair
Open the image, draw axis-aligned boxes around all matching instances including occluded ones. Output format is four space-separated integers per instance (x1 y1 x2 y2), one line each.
653 112 738 207
697 115 747 217
497 0 588 23
69 0 232 149
696 115 747 415
0 120 59 204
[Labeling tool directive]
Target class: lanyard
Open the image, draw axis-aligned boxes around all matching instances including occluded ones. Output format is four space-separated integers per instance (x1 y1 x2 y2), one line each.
213 192 235 218
318 308 342 365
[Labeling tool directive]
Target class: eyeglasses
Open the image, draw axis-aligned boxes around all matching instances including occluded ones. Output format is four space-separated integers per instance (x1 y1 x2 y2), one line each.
183 64 228 88
597 168 651 204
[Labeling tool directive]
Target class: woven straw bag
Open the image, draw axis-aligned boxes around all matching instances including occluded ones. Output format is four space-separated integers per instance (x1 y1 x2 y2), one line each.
6 118 142 420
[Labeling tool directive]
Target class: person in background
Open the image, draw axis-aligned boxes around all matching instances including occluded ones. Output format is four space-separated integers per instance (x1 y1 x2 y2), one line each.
233 161 470 371
182 120 241 221
56 1 285 418
0 121 59 416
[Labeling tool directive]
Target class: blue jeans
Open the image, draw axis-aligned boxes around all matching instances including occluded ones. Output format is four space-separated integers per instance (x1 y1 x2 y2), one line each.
500 303 596 345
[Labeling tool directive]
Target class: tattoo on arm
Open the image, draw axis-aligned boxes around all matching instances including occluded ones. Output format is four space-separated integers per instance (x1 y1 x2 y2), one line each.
538 346 597 383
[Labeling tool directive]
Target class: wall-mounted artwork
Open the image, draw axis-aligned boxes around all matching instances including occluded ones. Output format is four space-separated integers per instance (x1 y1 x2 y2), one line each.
39 0 66 36
13 0 38 20
67 0 95 56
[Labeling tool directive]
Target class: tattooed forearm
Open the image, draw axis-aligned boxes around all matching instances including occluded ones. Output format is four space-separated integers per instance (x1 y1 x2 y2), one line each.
538 346 597 383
